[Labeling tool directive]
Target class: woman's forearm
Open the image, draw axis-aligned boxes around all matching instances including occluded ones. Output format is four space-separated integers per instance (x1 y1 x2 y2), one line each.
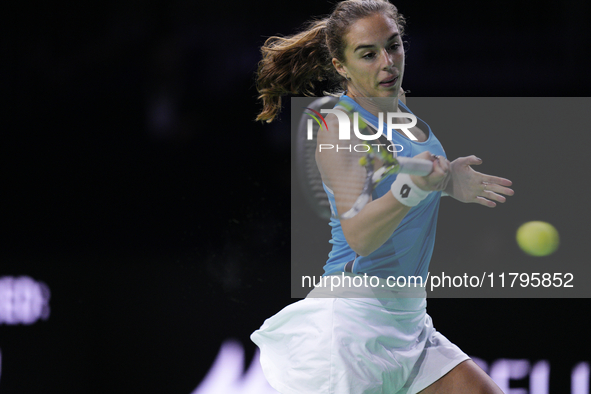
340 192 411 256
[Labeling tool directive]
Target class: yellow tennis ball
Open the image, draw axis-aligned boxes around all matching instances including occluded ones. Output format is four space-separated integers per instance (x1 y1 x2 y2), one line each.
516 221 559 256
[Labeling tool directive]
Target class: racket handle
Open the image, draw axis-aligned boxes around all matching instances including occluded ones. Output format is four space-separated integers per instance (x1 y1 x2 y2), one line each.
397 157 433 176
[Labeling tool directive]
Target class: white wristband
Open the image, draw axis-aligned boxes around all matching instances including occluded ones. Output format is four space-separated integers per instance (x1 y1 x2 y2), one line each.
390 173 431 207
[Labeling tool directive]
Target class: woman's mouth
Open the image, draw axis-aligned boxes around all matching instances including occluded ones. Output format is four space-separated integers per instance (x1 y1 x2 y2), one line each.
379 76 398 87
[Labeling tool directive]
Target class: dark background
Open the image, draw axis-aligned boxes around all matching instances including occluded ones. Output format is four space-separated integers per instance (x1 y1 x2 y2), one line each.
1 0 590 393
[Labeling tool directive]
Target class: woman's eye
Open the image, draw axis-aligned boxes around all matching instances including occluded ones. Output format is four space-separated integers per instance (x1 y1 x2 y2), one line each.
363 53 376 59
389 43 400 51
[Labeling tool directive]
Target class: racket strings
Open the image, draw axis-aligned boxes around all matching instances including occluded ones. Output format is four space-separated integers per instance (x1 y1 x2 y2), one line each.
298 96 397 219
317 146 373 215
304 138 330 208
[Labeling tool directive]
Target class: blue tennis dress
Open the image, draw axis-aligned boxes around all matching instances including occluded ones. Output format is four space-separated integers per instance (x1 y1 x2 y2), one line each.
251 96 469 394
322 94 446 281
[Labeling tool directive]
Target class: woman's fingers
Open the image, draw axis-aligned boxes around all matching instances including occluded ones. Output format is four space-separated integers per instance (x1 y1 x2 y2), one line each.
475 196 497 208
482 189 507 203
427 156 450 191
410 152 448 191
482 180 514 197
435 155 450 173
484 175 513 188
480 180 514 205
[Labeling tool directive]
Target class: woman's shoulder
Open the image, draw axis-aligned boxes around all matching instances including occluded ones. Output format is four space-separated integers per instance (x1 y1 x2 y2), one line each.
317 106 349 143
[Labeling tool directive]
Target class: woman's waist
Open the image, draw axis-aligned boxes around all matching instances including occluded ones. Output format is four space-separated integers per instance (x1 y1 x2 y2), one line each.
307 272 427 311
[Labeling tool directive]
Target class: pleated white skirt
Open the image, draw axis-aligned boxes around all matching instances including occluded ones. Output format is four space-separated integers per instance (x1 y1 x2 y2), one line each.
251 273 469 394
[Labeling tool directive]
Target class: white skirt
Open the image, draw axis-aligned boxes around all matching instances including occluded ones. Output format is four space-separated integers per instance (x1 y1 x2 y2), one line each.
251 273 469 394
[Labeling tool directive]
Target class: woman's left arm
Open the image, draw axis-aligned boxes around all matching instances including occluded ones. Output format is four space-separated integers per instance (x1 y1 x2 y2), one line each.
444 155 514 207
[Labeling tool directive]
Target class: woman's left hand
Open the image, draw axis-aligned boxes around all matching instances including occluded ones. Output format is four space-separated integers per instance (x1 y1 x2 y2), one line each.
445 156 514 207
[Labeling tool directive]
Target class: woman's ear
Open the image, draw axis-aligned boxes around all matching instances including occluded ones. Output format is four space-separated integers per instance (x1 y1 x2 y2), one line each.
332 58 347 79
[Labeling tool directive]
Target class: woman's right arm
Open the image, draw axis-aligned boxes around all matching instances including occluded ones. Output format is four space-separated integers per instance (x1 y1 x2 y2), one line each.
316 112 448 256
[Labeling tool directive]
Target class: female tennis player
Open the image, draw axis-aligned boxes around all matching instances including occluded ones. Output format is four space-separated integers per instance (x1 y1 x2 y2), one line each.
252 0 513 393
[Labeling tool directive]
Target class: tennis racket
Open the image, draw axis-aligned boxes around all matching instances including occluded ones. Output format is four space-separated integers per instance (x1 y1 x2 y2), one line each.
295 96 433 220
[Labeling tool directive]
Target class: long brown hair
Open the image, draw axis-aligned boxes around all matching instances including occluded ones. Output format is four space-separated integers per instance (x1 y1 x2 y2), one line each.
255 0 406 123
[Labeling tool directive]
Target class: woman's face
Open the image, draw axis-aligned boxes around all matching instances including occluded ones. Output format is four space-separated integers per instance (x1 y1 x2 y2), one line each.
333 13 404 99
